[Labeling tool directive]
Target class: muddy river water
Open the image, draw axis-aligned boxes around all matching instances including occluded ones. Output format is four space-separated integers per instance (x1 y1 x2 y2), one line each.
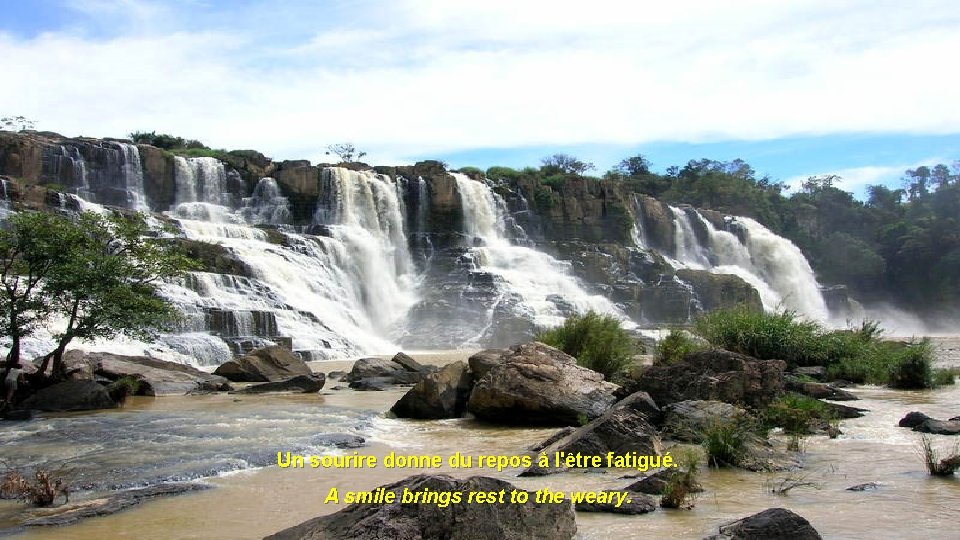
2 341 959 539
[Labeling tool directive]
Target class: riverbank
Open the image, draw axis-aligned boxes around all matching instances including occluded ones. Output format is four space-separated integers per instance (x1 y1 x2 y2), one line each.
3 341 959 539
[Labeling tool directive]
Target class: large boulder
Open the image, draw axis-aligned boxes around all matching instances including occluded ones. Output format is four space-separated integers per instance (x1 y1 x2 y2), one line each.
346 353 436 390
213 346 312 382
618 348 785 409
60 350 232 396
704 508 823 540
467 348 509 381
624 468 704 495
466 342 619 426
574 491 657 515
661 400 747 441
521 392 662 476
236 374 325 394
264 474 577 540
390 361 474 419
20 380 117 411
785 376 858 401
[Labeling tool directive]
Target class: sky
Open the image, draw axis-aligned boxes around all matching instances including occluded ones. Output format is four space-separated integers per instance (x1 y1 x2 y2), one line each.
2 0 959 198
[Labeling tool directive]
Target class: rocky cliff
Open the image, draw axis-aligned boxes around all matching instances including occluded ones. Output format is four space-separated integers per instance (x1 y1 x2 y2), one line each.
0 130 798 364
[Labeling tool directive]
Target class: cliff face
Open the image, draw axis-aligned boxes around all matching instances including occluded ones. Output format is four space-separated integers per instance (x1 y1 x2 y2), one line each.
0 130 769 359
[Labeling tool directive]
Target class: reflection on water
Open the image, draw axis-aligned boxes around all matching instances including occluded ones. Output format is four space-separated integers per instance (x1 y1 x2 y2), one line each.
3 342 960 539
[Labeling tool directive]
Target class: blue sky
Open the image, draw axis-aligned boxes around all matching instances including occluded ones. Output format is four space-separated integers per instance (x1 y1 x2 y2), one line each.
2 0 959 198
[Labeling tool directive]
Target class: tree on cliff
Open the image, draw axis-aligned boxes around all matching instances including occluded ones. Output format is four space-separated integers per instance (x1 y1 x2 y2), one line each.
1 211 195 380
326 143 367 163
540 153 595 176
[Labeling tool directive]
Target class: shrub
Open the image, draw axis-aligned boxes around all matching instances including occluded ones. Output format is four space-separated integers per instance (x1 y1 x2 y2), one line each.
888 339 936 389
932 368 959 387
485 166 521 180
701 414 757 467
456 166 484 177
536 310 637 379
655 329 705 365
763 394 832 435
660 446 702 509
918 435 960 476
107 375 143 402
0 470 69 507
693 307 825 367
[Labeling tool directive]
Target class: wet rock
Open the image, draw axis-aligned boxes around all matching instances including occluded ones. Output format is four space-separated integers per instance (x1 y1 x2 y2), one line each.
346 354 435 388
264 474 576 540
791 366 827 381
236 374 325 394
326 371 348 380
390 361 474 419
823 401 867 419
704 507 823 540
19 380 117 412
348 377 392 391
899 411 932 428
617 348 785 409
1 409 33 421
214 346 313 382
846 482 881 491
914 418 960 436
529 427 577 452
785 376 858 401
309 433 366 449
521 392 662 476
624 469 704 495
21 483 212 527
61 350 232 395
661 400 746 441
390 352 427 373
574 491 656 515
466 342 619 426
467 348 510 381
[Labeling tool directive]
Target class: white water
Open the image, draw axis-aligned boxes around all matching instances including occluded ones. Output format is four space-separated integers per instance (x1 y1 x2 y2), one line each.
665 205 829 320
452 173 625 330
118 143 150 212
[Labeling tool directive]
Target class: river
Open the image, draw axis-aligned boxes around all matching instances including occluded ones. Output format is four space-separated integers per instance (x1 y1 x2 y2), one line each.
1 341 959 539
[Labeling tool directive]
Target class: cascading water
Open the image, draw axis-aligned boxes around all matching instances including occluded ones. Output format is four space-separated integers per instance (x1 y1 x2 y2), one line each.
118 142 150 212
452 173 623 330
661 205 829 320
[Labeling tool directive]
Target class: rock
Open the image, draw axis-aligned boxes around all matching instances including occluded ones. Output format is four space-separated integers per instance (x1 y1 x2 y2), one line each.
264 474 577 540
822 401 867 419
899 411 932 428
661 400 747 442
2 409 34 421
618 348 785 409
791 366 827 380
467 348 509 380
529 427 577 452
704 508 823 540
520 392 662 476
213 346 312 382
466 341 620 426
574 491 657 515
236 374 325 394
19 381 117 412
846 482 881 491
624 469 704 495
21 483 211 527
308 433 366 449
390 361 474 419
785 376 858 401
348 377 392 391
345 355 434 388
914 418 960 436
60 350 232 396
327 371 348 380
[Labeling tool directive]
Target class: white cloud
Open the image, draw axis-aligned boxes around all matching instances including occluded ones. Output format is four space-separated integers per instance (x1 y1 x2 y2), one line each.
1 0 958 163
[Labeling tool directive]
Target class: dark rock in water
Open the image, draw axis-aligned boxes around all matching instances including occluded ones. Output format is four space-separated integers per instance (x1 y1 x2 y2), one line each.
914 418 960 436
326 371 348 380
624 469 704 495
390 361 473 419
264 474 577 540
704 507 823 540
466 341 619 426
899 411 932 428
346 354 435 389
521 392 662 476
309 433 366 449
236 374 325 394
214 346 313 382
846 482 881 491
529 427 577 452
21 483 211 527
2 408 34 421
823 401 867 419
467 348 509 381
785 376 858 401
348 377 393 391
617 348 785 409
575 491 656 515
661 400 746 441
60 349 232 395
20 380 117 412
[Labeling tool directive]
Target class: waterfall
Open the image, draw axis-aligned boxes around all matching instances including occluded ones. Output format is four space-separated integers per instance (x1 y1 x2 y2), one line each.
663 205 828 320
630 196 648 249
241 177 291 225
117 143 150 212
452 173 623 329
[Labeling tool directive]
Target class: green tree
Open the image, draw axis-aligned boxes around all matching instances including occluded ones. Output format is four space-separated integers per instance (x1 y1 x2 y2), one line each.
540 153 595 175
1 211 195 379
325 143 367 163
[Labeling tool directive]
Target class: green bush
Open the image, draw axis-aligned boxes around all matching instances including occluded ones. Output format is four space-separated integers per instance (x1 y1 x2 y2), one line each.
932 368 959 386
107 376 143 402
456 166 484 177
660 446 702 509
693 307 826 367
700 415 756 467
888 340 936 389
763 394 832 435
655 329 705 365
485 166 520 180
536 310 637 379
